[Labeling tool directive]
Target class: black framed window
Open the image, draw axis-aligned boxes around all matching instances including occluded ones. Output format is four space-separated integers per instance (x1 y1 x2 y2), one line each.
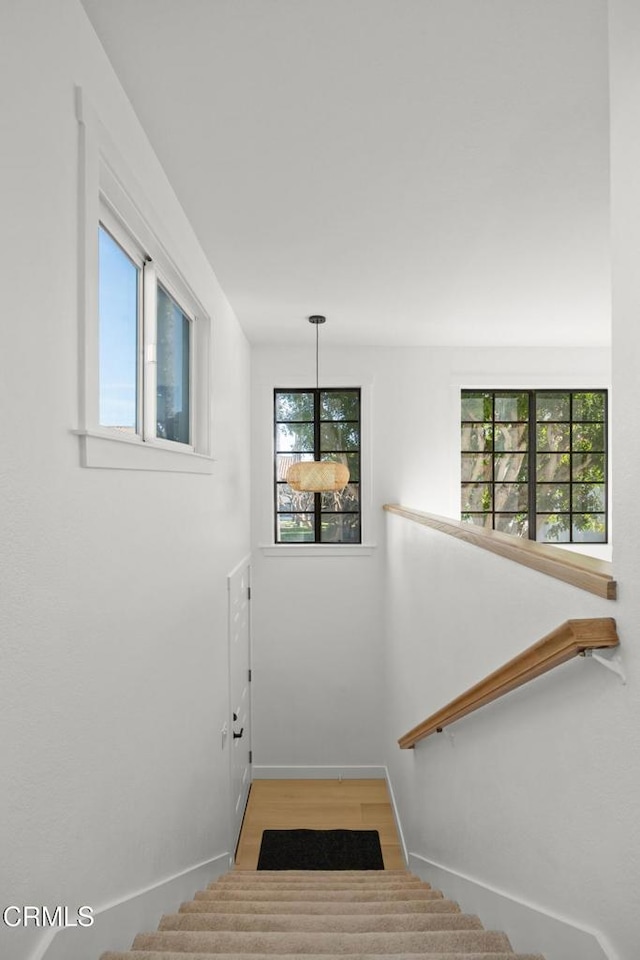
274 388 361 543
461 390 607 543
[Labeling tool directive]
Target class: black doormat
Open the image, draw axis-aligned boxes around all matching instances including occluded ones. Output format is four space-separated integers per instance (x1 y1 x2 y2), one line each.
257 828 384 871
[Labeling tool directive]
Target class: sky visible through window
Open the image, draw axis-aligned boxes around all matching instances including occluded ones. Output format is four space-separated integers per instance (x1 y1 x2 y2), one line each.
98 225 138 430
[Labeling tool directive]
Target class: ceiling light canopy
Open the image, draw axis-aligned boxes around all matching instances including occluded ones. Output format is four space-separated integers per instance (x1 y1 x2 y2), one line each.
285 316 350 494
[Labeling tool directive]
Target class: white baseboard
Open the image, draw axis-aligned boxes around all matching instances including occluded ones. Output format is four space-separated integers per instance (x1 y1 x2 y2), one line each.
252 764 387 780
33 853 229 960
409 853 618 960
381 766 408 866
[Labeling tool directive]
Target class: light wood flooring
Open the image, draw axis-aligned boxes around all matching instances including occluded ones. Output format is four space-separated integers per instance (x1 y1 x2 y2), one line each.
234 778 405 871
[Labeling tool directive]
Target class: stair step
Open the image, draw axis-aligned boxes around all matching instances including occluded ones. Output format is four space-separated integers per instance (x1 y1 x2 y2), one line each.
180 899 461 916
220 873 425 885
159 912 483 932
103 954 546 960
207 884 431 894
214 880 428 889
195 888 443 902
131 929 515 953
230 870 413 877
99 865 547 959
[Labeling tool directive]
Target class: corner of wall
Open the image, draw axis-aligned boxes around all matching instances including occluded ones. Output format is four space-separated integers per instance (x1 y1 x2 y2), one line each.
408 853 618 960
33 854 230 960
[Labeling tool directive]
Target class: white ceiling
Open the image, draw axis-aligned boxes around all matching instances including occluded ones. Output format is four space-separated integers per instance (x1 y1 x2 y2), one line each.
80 0 610 348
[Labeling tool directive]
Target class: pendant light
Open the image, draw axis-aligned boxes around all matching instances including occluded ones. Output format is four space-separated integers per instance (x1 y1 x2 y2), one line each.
285 316 350 493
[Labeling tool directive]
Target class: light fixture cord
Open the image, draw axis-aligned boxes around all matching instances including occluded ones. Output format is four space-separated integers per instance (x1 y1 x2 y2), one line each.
316 320 319 390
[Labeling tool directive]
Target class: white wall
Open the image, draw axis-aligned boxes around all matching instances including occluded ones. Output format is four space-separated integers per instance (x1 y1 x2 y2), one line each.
606 0 640 948
252 341 628 956
0 3 250 959
251 343 610 776
248 4 638 952
373 103 640 960
378 6 640 956
1 3 628 959
250 346 385 771
383 513 632 959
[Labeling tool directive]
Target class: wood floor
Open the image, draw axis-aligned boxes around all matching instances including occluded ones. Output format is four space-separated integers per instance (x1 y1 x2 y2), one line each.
234 778 406 870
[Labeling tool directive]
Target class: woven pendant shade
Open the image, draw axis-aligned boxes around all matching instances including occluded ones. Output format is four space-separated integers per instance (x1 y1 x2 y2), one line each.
286 460 349 492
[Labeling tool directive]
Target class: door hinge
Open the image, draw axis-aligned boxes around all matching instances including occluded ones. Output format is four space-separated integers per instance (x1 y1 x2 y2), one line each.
247 586 252 600
249 750 253 764
248 669 252 682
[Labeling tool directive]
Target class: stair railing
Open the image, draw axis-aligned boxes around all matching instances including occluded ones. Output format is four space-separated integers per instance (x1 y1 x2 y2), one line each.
383 504 616 599
398 618 620 749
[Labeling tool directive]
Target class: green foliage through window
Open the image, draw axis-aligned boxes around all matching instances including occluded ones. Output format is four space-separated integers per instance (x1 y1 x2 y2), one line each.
274 389 361 544
461 390 607 543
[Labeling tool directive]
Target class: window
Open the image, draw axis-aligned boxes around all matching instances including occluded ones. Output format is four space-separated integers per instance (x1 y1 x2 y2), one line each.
76 86 212 473
156 284 191 445
98 212 193 449
274 389 361 543
461 390 607 543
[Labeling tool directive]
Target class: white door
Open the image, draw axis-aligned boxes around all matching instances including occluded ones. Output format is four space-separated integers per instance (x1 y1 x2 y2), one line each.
227 558 252 855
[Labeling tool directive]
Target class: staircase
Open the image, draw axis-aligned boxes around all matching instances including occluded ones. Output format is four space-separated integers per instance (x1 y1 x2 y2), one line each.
100 869 545 959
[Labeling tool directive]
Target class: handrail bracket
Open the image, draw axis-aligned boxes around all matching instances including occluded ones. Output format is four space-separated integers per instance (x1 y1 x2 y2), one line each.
581 648 627 685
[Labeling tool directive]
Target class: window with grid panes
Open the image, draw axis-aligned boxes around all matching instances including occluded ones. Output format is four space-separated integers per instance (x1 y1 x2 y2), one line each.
274 389 361 543
461 390 607 543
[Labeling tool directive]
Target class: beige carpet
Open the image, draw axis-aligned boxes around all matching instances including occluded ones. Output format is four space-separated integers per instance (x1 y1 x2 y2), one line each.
100 869 545 959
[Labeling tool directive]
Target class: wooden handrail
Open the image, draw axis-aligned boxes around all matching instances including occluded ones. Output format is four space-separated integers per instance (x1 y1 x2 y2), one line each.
398 618 619 749
384 505 616 600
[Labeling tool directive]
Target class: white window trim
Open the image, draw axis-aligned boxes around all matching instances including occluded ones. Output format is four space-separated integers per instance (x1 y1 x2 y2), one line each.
75 86 213 473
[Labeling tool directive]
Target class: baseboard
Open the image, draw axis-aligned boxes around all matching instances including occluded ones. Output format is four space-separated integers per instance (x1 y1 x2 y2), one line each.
32 853 229 960
252 764 387 779
381 766 409 866
409 853 618 960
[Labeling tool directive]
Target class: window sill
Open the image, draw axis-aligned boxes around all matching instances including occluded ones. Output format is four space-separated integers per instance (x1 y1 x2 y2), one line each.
74 429 215 474
260 544 376 558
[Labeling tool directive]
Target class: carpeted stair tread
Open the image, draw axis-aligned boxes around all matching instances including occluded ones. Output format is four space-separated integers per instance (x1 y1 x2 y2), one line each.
195 888 444 902
159 912 483 932
215 881 428 889
131 929 515 953
99 869 547 959
208 883 431 893
180 899 461 916
220 874 426 885
102 953 546 960
232 870 412 877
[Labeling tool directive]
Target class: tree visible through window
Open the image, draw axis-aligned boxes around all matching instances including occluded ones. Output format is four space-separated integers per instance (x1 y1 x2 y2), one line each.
156 284 190 445
461 390 607 543
274 389 361 543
